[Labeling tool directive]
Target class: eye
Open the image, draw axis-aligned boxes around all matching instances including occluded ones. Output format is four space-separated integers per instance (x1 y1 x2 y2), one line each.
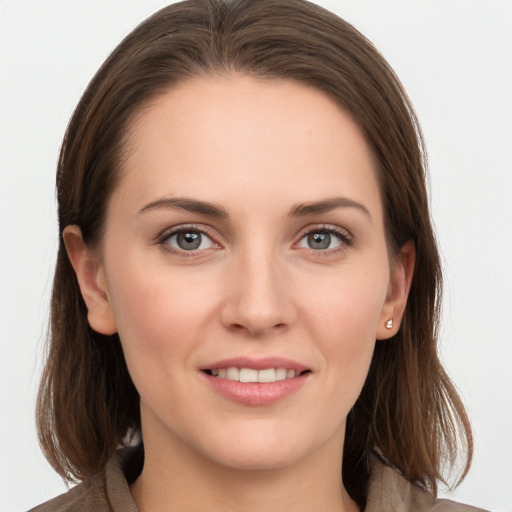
163 229 215 252
296 227 350 252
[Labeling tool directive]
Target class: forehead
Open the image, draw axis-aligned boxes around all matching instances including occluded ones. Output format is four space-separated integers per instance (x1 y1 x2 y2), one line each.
115 74 382 219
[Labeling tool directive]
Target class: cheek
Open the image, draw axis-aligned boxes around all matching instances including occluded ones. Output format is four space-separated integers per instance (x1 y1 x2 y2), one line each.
301 267 388 341
299 267 388 391
104 257 218 374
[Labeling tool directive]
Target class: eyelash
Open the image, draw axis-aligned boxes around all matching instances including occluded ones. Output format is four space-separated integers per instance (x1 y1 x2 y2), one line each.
295 224 353 257
157 224 220 258
156 224 353 258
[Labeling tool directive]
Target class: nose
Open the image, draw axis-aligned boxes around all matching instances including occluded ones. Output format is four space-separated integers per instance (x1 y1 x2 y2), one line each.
220 249 296 337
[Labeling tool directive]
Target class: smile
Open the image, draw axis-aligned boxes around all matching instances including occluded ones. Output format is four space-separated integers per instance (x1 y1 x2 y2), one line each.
206 367 303 383
201 359 311 406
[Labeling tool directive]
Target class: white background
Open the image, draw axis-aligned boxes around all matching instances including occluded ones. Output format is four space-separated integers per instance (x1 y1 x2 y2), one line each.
1 1 511 510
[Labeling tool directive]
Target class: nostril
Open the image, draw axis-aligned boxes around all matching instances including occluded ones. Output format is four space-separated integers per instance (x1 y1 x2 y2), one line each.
228 321 288 336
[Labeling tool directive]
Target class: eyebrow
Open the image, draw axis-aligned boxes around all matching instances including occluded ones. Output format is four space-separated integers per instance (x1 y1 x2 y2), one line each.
138 197 229 218
138 196 370 220
288 197 371 219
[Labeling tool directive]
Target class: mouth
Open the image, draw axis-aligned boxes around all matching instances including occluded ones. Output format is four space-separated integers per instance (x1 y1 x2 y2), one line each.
203 367 311 383
200 358 311 406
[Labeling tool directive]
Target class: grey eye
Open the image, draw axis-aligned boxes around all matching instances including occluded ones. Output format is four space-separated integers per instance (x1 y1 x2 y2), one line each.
177 232 202 250
297 230 344 251
307 232 331 250
166 230 214 251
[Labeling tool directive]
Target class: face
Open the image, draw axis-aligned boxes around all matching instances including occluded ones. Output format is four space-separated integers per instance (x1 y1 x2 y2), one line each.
67 75 411 473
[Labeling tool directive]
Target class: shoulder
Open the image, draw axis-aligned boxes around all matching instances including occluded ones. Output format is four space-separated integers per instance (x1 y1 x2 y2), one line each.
28 447 141 512
366 457 489 512
28 471 109 512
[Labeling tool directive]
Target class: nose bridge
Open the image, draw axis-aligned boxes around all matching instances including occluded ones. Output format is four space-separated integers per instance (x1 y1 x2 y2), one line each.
221 241 294 336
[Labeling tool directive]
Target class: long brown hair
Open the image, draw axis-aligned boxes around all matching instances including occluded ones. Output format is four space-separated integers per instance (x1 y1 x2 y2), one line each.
37 0 472 503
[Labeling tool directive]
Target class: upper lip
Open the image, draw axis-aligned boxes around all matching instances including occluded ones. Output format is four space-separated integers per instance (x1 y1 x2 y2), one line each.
200 357 310 373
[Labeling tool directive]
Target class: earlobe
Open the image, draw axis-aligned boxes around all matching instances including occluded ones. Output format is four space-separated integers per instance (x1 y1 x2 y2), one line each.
377 240 415 340
63 225 117 335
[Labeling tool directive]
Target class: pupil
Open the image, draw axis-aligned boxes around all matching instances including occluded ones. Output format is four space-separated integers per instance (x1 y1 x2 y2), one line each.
177 232 201 250
308 232 330 250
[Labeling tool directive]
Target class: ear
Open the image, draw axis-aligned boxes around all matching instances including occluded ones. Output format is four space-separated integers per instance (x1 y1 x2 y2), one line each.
63 225 117 335
376 240 415 340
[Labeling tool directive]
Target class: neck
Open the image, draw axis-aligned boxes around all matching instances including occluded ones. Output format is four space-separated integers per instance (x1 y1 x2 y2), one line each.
130 428 358 512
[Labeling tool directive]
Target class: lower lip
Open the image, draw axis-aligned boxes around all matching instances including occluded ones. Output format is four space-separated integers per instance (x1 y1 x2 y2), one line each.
203 372 309 406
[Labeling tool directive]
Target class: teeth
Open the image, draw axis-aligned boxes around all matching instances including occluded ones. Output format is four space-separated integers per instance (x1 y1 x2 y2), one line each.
257 368 275 383
275 368 287 381
226 367 239 381
240 368 258 383
210 367 299 383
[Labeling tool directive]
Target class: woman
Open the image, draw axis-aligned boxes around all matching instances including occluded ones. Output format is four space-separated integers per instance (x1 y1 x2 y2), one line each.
31 0 487 510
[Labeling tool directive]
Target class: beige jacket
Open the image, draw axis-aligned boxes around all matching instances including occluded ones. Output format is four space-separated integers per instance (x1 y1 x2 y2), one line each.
30 448 488 512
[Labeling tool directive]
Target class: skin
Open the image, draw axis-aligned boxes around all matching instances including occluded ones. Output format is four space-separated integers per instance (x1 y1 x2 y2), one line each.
65 75 414 512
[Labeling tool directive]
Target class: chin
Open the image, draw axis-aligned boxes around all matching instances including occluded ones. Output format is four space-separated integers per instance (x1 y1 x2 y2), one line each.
206 445 304 472
192 424 332 473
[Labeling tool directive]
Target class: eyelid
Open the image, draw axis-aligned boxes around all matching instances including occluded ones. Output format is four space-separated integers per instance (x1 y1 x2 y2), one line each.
154 222 353 257
295 223 352 240
293 224 353 253
156 223 223 256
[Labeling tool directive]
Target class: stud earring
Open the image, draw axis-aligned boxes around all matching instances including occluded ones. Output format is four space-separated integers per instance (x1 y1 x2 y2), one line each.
385 319 393 329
